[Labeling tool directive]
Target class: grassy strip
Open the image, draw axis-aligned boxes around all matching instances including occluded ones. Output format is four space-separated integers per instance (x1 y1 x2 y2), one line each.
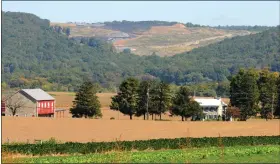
6 145 280 163
2 136 279 156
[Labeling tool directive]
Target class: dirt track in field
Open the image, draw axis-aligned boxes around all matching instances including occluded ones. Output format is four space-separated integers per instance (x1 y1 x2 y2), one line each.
2 117 279 143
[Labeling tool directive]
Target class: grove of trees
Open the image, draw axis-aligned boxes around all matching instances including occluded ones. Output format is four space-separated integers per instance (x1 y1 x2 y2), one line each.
110 78 202 121
229 68 280 120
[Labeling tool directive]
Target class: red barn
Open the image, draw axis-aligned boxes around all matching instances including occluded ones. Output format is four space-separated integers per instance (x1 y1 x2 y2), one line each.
4 89 55 117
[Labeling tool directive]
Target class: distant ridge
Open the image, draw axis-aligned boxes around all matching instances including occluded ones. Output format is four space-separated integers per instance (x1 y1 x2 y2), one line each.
2 11 279 91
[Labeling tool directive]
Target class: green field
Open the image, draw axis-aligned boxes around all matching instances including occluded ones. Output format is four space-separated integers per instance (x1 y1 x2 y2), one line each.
7 145 280 163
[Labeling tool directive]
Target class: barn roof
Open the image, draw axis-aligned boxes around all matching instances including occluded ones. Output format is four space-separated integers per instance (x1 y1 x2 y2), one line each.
20 89 55 101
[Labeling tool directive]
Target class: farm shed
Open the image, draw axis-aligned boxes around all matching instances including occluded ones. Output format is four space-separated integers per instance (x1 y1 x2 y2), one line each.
4 89 55 117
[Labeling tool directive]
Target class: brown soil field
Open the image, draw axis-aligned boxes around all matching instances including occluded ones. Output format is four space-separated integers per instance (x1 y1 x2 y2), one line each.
2 117 279 143
48 92 121 119
48 92 116 109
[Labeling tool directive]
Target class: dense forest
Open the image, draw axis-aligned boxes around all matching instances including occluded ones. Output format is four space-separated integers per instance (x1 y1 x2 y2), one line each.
2 12 280 95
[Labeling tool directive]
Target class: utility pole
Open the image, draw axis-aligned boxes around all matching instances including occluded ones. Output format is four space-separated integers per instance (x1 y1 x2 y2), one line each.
246 93 249 121
146 87 149 120
271 93 275 119
118 107 119 120
116 91 120 120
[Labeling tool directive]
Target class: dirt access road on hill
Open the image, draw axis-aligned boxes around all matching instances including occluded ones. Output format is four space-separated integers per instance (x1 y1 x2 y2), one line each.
2 117 279 143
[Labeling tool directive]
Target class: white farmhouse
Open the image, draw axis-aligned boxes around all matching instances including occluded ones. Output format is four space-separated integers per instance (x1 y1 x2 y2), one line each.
194 97 227 120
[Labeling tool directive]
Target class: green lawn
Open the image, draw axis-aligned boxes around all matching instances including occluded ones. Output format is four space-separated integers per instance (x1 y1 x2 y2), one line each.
8 145 280 163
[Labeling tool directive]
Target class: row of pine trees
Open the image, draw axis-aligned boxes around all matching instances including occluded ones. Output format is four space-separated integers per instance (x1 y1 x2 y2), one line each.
109 78 203 121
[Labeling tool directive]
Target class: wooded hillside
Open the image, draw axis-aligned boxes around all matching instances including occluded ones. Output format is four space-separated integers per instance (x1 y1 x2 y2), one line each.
2 12 279 92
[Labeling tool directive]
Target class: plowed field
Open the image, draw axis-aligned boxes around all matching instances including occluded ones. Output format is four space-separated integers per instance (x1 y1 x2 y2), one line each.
2 117 279 143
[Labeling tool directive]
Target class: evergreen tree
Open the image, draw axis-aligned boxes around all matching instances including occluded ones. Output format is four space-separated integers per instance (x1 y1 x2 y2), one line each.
230 69 260 120
110 92 121 111
70 81 102 118
111 77 139 120
123 48 131 54
171 86 203 121
229 69 244 108
150 81 172 120
65 28 70 36
258 68 279 120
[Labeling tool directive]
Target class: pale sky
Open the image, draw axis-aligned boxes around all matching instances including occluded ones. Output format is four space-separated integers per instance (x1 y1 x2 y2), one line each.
2 1 280 26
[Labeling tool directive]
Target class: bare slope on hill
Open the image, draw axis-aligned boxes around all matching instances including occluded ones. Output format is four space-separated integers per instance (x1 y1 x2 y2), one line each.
52 22 252 56
113 24 252 56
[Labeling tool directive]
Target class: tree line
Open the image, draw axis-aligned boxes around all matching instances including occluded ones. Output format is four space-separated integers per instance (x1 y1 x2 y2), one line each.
213 25 273 32
70 78 203 121
229 68 280 121
70 68 280 121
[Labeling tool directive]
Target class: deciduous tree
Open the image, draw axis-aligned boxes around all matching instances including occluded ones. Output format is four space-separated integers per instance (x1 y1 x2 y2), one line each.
6 96 26 116
275 75 280 117
258 68 279 120
226 105 241 121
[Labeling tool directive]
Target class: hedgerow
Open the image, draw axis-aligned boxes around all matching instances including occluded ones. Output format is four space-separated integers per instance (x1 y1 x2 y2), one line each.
2 136 279 155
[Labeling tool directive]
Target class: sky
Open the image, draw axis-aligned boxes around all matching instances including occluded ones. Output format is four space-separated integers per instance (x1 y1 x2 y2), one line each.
2 1 279 26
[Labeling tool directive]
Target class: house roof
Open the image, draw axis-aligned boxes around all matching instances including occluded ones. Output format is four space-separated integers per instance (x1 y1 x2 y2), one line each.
20 89 55 101
194 98 227 107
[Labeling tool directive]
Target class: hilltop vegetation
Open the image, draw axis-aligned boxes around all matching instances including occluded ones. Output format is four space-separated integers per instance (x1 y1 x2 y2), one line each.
2 12 279 93
104 20 179 33
213 25 273 32
2 12 150 91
